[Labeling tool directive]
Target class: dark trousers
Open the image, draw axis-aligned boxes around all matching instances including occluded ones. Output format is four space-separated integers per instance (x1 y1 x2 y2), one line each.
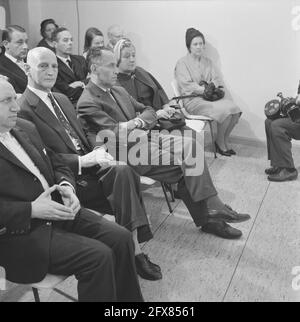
49 209 144 302
77 165 152 243
130 133 217 227
265 118 300 168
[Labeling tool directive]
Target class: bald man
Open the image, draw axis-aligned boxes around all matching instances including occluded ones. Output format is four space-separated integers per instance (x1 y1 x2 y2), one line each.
18 47 162 281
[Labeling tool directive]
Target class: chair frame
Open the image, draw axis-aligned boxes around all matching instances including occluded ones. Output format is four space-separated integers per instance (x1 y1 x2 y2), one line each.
29 274 77 302
31 285 77 302
141 176 175 213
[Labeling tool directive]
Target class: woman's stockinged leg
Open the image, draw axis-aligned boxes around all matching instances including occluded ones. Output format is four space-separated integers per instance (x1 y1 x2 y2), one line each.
216 115 232 150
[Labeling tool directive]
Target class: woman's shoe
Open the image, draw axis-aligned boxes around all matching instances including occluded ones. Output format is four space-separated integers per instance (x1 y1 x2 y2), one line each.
226 149 236 155
215 142 231 157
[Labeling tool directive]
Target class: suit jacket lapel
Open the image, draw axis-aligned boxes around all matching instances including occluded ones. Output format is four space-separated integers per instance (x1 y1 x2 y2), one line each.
11 128 54 185
25 89 78 153
110 88 133 120
0 140 30 173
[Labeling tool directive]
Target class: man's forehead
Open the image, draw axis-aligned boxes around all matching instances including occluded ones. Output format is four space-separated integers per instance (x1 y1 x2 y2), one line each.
11 30 28 40
36 52 57 64
0 81 15 99
58 30 72 39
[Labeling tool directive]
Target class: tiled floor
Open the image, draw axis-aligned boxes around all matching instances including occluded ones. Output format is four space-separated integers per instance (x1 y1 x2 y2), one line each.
1 143 300 302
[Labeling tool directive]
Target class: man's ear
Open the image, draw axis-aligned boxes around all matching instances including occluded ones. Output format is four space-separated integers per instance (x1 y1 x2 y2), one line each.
1 40 9 49
23 63 31 76
90 63 96 74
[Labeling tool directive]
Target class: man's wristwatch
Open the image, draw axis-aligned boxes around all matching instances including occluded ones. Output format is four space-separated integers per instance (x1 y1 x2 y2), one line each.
134 118 142 128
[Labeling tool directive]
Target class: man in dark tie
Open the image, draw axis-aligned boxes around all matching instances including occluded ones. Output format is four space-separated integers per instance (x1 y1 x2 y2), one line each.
77 48 251 240
0 25 28 94
0 77 143 302
52 27 88 106
18 47 162 281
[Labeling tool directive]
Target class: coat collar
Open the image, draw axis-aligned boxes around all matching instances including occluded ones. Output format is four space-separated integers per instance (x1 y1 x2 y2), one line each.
86 81 132 120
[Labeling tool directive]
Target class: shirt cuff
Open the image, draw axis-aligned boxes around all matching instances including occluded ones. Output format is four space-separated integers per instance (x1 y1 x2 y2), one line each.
78 156 82 176
136 117 145 129
59 181 75 193
93 144 107 152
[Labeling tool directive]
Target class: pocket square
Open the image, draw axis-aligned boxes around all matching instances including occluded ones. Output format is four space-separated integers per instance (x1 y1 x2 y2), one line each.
43 148 47 155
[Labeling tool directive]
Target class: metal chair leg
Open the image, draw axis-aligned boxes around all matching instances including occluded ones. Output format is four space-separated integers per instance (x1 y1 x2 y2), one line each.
32 287 40 302
53 288 77 302
164 183 175 202
169 185 175 202
161 183 173 213
208 121 217 158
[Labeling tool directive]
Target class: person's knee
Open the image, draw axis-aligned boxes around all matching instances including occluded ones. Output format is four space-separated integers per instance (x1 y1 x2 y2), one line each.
115 225 132 244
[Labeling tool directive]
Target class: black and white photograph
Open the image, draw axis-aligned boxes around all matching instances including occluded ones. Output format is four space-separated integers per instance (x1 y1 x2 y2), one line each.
0 0 300 304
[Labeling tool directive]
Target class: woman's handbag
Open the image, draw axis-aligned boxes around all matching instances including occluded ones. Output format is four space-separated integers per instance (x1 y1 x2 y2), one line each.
200 81 225 102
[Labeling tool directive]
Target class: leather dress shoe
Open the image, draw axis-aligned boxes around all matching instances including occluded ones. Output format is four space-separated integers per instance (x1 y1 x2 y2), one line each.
265 166 280 175
201 220 242 239
135 253 162 281
268 168 298 182
208 205 251 223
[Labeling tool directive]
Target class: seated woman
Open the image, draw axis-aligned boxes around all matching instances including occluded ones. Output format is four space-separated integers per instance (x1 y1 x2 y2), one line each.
175 28 242 156
114 38 177 122
37 19 58 52
83 27 105 59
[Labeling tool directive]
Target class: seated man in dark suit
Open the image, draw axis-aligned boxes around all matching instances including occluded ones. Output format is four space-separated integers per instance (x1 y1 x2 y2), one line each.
0 77 143 302
18 47 162 281
265 116 300 181
53 27 88 106
78 48 251 240
0 25 28 94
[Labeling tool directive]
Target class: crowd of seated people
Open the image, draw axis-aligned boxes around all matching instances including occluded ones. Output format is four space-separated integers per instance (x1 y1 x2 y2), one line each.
0 18 298 302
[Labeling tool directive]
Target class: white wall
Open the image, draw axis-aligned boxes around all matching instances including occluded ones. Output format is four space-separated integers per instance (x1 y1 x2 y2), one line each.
11 0 300 142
